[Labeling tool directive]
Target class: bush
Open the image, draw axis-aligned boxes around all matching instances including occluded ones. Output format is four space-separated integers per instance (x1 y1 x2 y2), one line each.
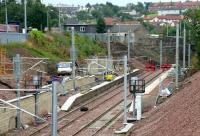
29 30 45 45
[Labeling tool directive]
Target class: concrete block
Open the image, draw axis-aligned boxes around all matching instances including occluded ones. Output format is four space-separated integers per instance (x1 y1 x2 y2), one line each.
0 91 52 134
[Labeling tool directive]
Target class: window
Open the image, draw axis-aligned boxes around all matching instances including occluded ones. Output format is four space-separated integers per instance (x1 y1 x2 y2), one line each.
80 26 85 32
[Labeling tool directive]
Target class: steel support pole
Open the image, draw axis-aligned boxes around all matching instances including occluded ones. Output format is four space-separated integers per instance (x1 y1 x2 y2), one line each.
183 27 186 70
71 27 76 93
107 30 111 69
128 31 130 61
35 87 39 123
34 72 41 123
180 22 181 37
160 40 163 68
14 54 21 129
123 55 128 124
58 4 61 32
130 77 138 118
24 0 27 34
167 24 168 36
132 32 135 57
51 80 58 136
188 44 191 67
107 29 111 66
106 57 108 75
47 10 49 31
16 79 21 128
176 24 179 89
5 0 8 44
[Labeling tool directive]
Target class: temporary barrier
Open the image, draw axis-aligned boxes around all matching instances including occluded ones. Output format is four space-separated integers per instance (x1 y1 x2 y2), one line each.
161 64 172 71
145 63 156 71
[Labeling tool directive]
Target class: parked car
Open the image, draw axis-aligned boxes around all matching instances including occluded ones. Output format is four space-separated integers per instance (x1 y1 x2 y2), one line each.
57 62 73 75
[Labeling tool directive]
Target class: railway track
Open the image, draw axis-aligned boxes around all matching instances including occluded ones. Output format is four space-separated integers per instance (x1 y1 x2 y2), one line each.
70 70 162 136
16 70 161 136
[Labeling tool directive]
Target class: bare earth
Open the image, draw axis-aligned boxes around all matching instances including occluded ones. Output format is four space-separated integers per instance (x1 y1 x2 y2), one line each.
130 71 200 136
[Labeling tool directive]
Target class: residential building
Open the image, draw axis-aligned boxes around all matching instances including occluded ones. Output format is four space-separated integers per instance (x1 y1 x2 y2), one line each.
149 1 200 15
56 4 81 18
144 15 184 26
123 9 137 16
64 24 97 33
158 9 182 15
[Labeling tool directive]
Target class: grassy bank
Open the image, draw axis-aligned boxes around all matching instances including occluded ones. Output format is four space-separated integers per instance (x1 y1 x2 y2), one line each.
2 31 106 62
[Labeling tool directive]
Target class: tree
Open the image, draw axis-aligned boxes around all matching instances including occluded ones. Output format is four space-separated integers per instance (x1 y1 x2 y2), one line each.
85 3 91 10
135 2 145 14
27 1 48 30
185 8 200 67
76 10 90 21
96 17 106 33
0 0 59 31
91 10 102 19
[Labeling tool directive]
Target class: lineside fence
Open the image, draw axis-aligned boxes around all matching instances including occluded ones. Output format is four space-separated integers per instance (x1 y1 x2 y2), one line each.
0 32 27 44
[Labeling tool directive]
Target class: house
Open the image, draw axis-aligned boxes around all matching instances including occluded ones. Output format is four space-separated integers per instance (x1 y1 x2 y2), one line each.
149 1 200 15
56 4 81 18
123 9 137 16
63 18 114 33
157 15 184 26
0 24 19 32
63 24 97 33
110 21 147 43
158 9 182 15
144 15 184 26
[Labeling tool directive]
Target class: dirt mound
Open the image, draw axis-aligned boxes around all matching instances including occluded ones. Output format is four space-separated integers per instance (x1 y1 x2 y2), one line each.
130 71 200 136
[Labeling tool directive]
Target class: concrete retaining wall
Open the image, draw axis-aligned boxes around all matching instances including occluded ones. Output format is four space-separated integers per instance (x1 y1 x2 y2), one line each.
56 75 95 93
0 92 51 134
0 75 95 134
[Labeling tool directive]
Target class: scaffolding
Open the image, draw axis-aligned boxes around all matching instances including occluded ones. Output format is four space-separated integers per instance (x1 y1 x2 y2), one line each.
0 48 13 77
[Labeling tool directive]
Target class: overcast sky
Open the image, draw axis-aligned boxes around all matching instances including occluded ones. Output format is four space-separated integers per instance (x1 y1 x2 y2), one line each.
42 0 191 6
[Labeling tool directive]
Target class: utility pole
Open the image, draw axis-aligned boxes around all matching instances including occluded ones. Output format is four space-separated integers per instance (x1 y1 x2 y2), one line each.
123 55 128 124
107 29 111 60
132 32 135 57
183 24 186 70
107 29 111 71
160 39 163 68
180 22 181 37
176 24 179 89
188 44 191 67
24 0 27 34
47 9 49 31
33 72 41 123
167 24 168 37
5 0 8 43
51 79 58 136
14 54 21 129
128 30 131 61
71 27 76 93
58 4 61 32
188 30 191 68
